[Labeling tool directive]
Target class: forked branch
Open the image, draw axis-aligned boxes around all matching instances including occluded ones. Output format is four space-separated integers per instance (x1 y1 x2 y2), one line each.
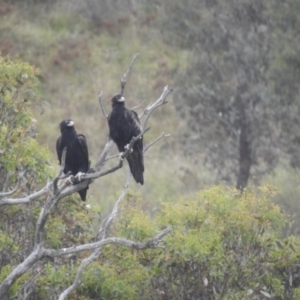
140 85 173 129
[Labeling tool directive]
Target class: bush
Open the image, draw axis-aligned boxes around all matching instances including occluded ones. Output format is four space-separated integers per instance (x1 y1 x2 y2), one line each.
0 55 52 186
76 186 300 299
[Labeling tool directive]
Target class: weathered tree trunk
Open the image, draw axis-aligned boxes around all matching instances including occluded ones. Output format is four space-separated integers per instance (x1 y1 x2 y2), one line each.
236 101 252 190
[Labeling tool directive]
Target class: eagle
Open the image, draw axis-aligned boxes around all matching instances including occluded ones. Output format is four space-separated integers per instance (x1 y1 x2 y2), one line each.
56 119 89 201
108 94 144 184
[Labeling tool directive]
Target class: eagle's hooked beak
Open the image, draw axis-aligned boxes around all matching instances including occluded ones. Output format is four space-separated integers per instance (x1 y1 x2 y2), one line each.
118 96 125 102
67 120 75 126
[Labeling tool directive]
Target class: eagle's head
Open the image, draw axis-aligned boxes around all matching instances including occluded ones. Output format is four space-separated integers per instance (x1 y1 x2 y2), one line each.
111 94 125 107
60 119 75 133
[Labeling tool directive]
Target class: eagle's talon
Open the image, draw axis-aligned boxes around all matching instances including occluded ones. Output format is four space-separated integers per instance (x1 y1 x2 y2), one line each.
75 172 85 182
119 152 124 161
124 144 133 153
67 175 75 185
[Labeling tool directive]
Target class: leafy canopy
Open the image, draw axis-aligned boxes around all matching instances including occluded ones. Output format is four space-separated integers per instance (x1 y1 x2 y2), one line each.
0 55 53 186
48 186 300 300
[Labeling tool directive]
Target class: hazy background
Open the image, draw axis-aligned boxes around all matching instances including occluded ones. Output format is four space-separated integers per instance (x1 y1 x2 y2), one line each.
2 0 300 233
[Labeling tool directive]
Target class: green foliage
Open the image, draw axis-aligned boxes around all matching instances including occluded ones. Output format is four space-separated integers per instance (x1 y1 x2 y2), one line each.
33 197 101 298
0 56 62 298
66 186 300 299
0 55 53 241
153 185 291 299
0 55 53 185
0 265 29 298
45 196 100 249
264 167 300 236
37 263 76 298
79 257 151 300
0 55 54 295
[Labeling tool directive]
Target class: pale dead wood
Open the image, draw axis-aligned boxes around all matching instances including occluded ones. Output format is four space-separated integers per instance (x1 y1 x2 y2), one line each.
44 227 172 258
140 85 173 129
144 132 171 153
120 53 139 95
57 176 131 300
98 91 107 119
0 183 51 206
131 99 147 111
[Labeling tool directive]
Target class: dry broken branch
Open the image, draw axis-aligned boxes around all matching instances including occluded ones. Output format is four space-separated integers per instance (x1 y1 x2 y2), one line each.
0 183 51 206
98 91 107 119
139 85 173 129
57 175 131 300
57 167 171 300
53 147 67 193
120 53 139 95
44 227 172 258
93 139 114 172
144 132 171 153
131 98 147 111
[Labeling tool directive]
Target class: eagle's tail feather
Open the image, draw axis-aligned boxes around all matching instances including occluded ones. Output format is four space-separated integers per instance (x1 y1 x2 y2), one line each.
127 152 144 185
78 187 88 201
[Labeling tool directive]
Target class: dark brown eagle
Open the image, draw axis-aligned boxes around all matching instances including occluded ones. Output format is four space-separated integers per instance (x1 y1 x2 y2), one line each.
56 119 89 201
108 94 144 184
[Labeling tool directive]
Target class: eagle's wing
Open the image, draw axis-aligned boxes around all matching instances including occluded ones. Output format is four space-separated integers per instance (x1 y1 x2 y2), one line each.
129 110 143 134
77 134 89 168
56 136 62 165
126 110 144 177
124 109 143 140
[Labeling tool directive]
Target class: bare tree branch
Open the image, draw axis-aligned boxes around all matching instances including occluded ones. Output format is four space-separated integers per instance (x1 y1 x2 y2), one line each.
144 132 171 153
0 182 51 206
57 169 170 300
58 176 130 300
93 139 114 172
0 179 20 197
53 147 67 193
44 227 172 258
140 85 173 129
120 53 139 95
103 153 120 162
131 99 147 111
0 245 44 298
103 174 131 237
97 54 139 139
58 248 101 300
98 91 107 119
0 171 22 197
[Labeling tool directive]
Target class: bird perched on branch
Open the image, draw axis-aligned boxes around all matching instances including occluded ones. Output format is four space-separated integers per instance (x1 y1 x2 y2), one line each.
56 119 89 201
108 94 144 184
